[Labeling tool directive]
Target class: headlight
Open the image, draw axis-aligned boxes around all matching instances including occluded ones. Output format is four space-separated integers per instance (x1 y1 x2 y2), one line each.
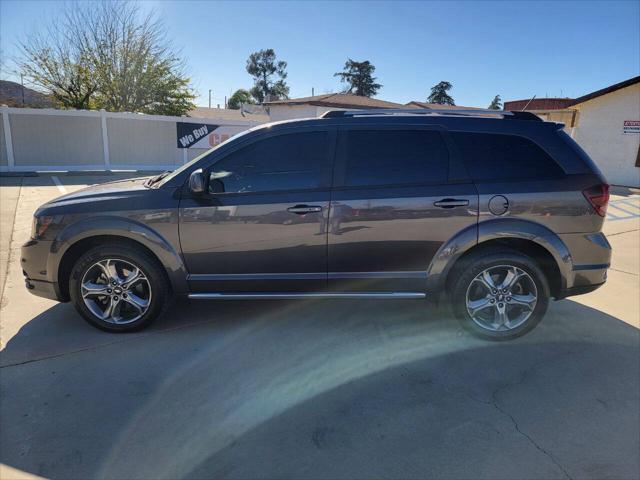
32 215 54 239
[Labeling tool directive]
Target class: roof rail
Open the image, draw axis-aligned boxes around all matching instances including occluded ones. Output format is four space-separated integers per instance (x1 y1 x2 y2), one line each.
321 108 542 121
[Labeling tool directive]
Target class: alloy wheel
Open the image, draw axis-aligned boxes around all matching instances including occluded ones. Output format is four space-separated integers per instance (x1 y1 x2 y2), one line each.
465 265 538 332
81 258 152 324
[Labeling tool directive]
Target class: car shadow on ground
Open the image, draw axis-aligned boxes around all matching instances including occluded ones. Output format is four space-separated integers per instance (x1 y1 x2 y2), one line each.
1 299 639 479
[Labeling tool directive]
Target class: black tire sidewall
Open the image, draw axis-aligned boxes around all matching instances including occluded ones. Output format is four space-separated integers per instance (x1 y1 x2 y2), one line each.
451 251 550 340
69 245 169 332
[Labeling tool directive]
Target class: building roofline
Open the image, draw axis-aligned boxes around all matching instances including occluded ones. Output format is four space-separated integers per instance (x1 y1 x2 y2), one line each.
569 76 640 106
503 97 573 103
263 93 405 109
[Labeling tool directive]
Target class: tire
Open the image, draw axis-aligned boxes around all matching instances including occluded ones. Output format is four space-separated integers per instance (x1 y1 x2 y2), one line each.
449 248 550 340
69 243 171 332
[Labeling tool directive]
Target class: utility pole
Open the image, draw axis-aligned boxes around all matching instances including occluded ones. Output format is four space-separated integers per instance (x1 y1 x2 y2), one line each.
208 89 212 108
312 87 315 96
20 73 25 106
224 96 227 109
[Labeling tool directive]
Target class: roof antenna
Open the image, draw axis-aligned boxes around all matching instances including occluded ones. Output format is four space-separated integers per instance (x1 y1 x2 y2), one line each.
521 95 537 111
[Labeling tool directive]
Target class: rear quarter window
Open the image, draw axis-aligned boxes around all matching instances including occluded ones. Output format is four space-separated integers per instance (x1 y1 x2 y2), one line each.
450 131 565 182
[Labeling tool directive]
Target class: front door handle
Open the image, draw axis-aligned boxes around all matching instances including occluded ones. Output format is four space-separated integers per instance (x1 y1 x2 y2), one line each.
287 205 323 214
434 198 470 208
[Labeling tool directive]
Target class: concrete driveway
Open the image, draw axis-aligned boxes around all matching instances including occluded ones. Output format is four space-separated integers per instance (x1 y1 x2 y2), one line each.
1 175 639 480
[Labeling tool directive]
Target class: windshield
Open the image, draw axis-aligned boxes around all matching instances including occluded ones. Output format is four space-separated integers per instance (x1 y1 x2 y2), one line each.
153 126 264 187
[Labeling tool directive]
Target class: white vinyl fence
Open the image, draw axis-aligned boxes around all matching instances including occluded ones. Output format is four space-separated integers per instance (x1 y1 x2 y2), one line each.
0 106 264 172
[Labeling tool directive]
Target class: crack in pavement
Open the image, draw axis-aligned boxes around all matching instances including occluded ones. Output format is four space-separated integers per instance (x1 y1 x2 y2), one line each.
608 267 639 276
606 228 639 237
404 350 575 479
489 350 575 480
0 316 222 369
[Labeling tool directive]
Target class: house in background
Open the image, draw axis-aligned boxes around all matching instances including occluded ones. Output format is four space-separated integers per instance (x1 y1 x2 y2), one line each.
264 93 406 121
503 98 575 111
405 101 481 110
505 76 640 187
264 94 482 121
567 77 639 188
189 106 269 124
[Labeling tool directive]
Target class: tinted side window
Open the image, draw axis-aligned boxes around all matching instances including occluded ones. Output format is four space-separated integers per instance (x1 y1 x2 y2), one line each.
343 130 449 187
450 132 564 181
210 131 330 193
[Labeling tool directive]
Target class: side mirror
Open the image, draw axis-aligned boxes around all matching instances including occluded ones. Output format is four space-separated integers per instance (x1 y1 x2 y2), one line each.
188 169 205 194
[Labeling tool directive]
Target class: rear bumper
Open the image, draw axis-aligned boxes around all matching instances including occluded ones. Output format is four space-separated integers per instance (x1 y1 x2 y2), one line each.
558 263 608 299
559 282 605 299
558 232 611 297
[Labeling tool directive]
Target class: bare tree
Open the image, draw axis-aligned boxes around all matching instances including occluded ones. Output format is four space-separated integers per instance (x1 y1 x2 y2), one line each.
17 1 195 114
17 15 98 109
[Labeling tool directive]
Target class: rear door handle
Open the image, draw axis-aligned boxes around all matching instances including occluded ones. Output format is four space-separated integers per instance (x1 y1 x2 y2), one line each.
287 205 323 214
434 198 469 208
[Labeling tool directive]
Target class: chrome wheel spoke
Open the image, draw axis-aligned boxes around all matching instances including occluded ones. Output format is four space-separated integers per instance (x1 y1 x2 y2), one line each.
468 297 493 316
500 267 523 291
122 292 148 313
493 305 510 329
509 293 537 311
97 259 123 284
101 296 117 320
82 282 109 298
480 271 496 290
122 267 144 288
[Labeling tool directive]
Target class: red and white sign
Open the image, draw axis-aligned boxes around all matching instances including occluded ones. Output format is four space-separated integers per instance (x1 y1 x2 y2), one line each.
176 122 248 148
623 120 640 134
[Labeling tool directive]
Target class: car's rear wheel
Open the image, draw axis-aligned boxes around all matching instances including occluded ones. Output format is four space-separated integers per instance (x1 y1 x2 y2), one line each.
69 244 170 332
450 249 550 340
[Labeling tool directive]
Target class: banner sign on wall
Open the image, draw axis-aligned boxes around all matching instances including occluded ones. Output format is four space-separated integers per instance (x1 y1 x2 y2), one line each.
623 120 640 134
176 122 248 148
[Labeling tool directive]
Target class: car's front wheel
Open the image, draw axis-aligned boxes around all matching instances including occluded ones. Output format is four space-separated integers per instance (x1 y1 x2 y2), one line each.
69 244 170 332
450 249 550 340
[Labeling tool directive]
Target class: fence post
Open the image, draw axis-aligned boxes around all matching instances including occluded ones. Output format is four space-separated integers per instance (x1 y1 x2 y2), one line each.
100 109 111 170
1 106 15 171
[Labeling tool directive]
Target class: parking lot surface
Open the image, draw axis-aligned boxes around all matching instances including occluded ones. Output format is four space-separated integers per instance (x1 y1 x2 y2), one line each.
1 174 639 479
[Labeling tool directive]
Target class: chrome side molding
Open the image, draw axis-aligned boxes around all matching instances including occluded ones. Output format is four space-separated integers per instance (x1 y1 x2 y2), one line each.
188 292 426 300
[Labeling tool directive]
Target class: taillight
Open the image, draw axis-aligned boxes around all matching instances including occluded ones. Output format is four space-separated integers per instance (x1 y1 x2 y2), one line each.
582 184 610 217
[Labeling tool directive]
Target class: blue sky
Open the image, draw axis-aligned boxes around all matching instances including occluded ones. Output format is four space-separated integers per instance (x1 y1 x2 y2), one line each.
1 0 638 108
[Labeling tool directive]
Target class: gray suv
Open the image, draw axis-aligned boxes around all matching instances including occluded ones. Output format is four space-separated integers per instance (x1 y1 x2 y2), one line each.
21 109 611 339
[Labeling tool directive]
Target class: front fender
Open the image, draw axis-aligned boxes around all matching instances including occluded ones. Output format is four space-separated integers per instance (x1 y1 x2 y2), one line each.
48 216 189 294
426 218 573 293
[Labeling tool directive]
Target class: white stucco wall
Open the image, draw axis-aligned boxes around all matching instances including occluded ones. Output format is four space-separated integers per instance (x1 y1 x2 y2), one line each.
267 105 348 121
268 105 321 121
0 107 259 171
571 84 640 187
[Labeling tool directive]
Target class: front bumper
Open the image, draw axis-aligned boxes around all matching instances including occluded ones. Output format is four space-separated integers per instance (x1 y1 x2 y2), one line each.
24 277 60 301
21 238 64 302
